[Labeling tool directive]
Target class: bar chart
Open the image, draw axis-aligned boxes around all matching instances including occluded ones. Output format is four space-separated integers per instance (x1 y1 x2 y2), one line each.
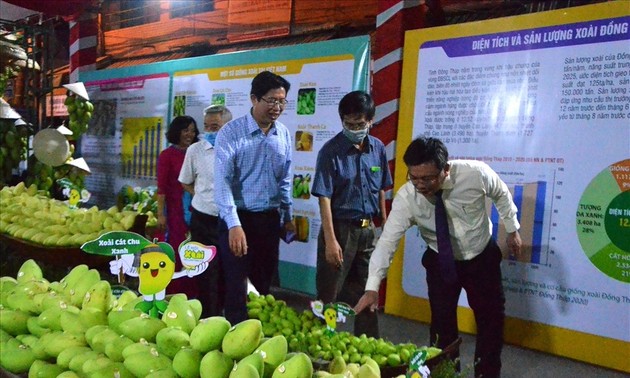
121 117 163 179
490 180 550 265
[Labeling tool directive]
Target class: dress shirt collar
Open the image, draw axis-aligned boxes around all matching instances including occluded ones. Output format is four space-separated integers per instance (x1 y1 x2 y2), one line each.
246 111 277 136
441 173 454 191
339 132 374 153
200 139 214 151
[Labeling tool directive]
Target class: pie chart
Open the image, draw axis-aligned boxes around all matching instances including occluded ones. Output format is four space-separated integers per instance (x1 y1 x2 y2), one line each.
576 159 630 283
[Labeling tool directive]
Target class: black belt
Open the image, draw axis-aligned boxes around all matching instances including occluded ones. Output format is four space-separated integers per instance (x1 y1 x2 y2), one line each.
336 218 372 228
238 209 278 218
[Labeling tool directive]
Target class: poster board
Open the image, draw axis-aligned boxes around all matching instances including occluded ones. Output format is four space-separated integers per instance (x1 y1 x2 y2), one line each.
79 36 370 296
388 3 629 371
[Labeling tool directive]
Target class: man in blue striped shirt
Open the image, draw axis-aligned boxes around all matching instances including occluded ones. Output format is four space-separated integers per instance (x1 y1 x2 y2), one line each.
312 91 393 337
214 71 295 323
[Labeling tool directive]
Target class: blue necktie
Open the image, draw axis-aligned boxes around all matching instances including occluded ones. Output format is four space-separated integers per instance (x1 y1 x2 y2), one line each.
435 190 458 284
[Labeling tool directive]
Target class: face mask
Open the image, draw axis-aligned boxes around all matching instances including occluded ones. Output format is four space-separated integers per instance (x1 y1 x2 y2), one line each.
204 131 218 145
342 127 369 144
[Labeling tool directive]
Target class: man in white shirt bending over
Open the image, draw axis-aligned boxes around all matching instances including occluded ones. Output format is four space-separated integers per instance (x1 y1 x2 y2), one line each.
355 136 522 378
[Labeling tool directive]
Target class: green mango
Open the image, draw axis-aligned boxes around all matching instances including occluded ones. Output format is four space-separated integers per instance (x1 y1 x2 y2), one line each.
82 280 112 313
60 310 89 334
271 352 313 378
112 290 138 310
119 314 167 342
60 264 89 294
346 362 361 377
0 276 17 292
104 335 135 362
328 355 346 374
79 307 109 329
357 363 380 378
222 319 263 361
30 332 57 360
26 316 50 337
156 326 190 358
28 359 65 378
0 308 30 335
68 350 102 373
172 347 202 378
44 331 86 358
229 362 260 377
236 352 264 376
108 309 143 334
89 328 120 353
254 335 287 374
16 259 43 283
57 346 92 369
48 281 64 293
15 334 37 348
121 296 146 311
41 291 70 312
85 362 134 378
81 356 114 375
363 356 380 372
5 291 37 313
165 293 188 305
187 299 202 321
121 339 157 359
30 292 49 314
190 316 231 353
161 299 197 334
199 350 234 378
68 269 100 308
84 325 110 346
37 306 64 331
123 349 172 377
0 340 36 374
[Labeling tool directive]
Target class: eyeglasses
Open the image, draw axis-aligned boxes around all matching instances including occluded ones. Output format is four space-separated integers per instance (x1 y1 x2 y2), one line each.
260 97 288 108
342 120 371 131
407 171 442 184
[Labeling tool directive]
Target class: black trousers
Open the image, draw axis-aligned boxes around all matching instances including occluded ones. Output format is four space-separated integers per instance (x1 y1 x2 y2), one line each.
316 219 379 338
422 239 505 378
219 210 280 324
189 208 223 318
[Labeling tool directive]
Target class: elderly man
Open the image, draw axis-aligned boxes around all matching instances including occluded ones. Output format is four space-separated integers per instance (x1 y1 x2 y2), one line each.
179 104 232 317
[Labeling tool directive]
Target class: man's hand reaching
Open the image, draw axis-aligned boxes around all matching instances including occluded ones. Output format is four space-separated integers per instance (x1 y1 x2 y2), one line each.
354 290 379 314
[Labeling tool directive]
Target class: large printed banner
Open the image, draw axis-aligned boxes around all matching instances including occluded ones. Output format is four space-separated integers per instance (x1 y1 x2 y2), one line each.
391 3 629 372
172 56 361 294
81 74 171 207
80 37 370 295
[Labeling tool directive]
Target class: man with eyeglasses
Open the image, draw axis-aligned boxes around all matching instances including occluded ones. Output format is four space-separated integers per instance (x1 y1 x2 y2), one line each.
355 137 522 378
312 90 392 338
214 71 295 323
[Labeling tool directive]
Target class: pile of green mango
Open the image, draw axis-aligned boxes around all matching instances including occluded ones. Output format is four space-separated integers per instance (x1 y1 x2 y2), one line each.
0 259 318 377
64 93 93 140
297 88 316 115
0 183 139 247
0 118 28 184
246 292 441 371
0 259 441 377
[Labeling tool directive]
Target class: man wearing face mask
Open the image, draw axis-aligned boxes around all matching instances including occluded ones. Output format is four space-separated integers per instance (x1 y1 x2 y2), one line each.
178 104 232 317
312 91 392 337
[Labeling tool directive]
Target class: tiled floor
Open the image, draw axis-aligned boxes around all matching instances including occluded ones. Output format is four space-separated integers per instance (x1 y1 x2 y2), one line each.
269 287 628 378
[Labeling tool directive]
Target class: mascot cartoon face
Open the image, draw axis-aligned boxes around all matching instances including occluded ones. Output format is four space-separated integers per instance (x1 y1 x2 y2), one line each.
137 244 175 295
